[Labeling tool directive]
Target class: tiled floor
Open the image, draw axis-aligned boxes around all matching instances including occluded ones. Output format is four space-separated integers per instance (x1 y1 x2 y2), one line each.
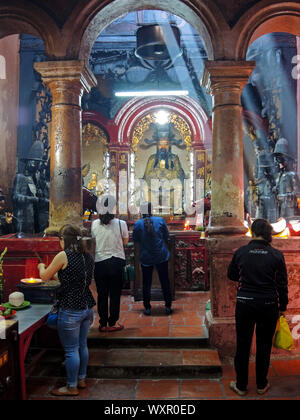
88 291 209 339
26 291 300 400
27 358 300 400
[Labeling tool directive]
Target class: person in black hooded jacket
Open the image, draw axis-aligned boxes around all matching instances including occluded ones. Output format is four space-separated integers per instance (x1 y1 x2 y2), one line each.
227 218 288 397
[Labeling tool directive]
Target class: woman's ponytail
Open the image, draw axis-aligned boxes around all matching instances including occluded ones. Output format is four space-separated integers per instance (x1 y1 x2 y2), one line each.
96 195 116 225
140 202 155 236
58 224 85 253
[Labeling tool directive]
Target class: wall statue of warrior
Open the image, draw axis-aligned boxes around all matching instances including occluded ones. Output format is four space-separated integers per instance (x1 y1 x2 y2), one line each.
255 150 277 223
36 160 50 232
12 140 49 234
272 138 297 219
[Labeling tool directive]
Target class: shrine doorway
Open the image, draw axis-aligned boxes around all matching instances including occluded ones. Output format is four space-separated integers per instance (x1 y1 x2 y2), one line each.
78 8 213 294
82 94 212 293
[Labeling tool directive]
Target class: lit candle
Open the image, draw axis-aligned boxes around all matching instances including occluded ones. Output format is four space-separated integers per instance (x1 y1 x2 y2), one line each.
21 278 42 284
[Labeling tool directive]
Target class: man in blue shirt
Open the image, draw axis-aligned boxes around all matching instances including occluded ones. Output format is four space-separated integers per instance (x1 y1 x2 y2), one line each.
133 202 172 316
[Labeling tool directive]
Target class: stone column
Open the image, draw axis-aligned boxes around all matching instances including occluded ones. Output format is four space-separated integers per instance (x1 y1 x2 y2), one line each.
34 61 96 233
201 61 256 357
202 61 255 235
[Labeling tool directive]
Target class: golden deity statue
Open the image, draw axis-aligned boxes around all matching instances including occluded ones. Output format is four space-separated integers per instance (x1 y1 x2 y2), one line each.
87 172 98 191
144 138 185 182
142 124 186 215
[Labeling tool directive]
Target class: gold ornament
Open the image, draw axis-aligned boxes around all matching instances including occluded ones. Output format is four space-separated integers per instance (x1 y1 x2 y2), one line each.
82 123 108 147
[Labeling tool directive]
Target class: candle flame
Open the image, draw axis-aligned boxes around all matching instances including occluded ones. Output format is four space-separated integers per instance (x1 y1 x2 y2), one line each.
21 278 42 284
184 222 192 231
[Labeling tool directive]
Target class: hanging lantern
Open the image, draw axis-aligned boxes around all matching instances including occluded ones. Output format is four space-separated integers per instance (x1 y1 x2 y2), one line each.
135 24 182 62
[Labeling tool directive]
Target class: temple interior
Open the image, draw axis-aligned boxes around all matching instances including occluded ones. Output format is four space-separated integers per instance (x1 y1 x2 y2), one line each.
1 0 300 401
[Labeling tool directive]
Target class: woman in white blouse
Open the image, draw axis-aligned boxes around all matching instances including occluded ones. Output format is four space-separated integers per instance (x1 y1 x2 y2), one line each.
91 195 129 332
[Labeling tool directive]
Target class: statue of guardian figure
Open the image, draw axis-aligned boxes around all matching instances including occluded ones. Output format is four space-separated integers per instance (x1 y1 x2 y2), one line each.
272 138 297 219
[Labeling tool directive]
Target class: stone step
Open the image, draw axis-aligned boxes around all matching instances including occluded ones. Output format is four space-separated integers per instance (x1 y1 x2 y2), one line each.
29 347 222 380
87 336 210 349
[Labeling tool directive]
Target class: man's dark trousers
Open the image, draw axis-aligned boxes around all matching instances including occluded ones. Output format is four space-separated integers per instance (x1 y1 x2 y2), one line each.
142 260 172 310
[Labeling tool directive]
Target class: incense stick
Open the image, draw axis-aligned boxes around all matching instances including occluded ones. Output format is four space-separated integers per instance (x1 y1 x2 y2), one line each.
34 252 43 263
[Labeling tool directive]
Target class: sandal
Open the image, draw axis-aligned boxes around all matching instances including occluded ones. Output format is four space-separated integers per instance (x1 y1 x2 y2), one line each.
257 382 270 395
107 324 124 332
78 379 87 389
99 326 109 332
51 386 79 397
229 381 247 397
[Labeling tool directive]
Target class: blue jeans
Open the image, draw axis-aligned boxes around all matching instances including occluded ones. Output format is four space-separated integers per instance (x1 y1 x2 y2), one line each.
57 308 94 388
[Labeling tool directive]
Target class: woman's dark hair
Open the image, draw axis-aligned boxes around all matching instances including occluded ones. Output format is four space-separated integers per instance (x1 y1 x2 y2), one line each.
58 224 84 253
97 194 116 225
140 202 155 236
251 218 273 243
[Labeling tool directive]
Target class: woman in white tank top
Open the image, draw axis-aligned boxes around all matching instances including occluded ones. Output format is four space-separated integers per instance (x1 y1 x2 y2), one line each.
91 195 129 332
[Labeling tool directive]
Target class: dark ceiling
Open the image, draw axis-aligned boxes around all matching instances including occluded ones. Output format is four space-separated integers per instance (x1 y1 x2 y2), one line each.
214 0 261 27
30 0 82 28
27 0 261 29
